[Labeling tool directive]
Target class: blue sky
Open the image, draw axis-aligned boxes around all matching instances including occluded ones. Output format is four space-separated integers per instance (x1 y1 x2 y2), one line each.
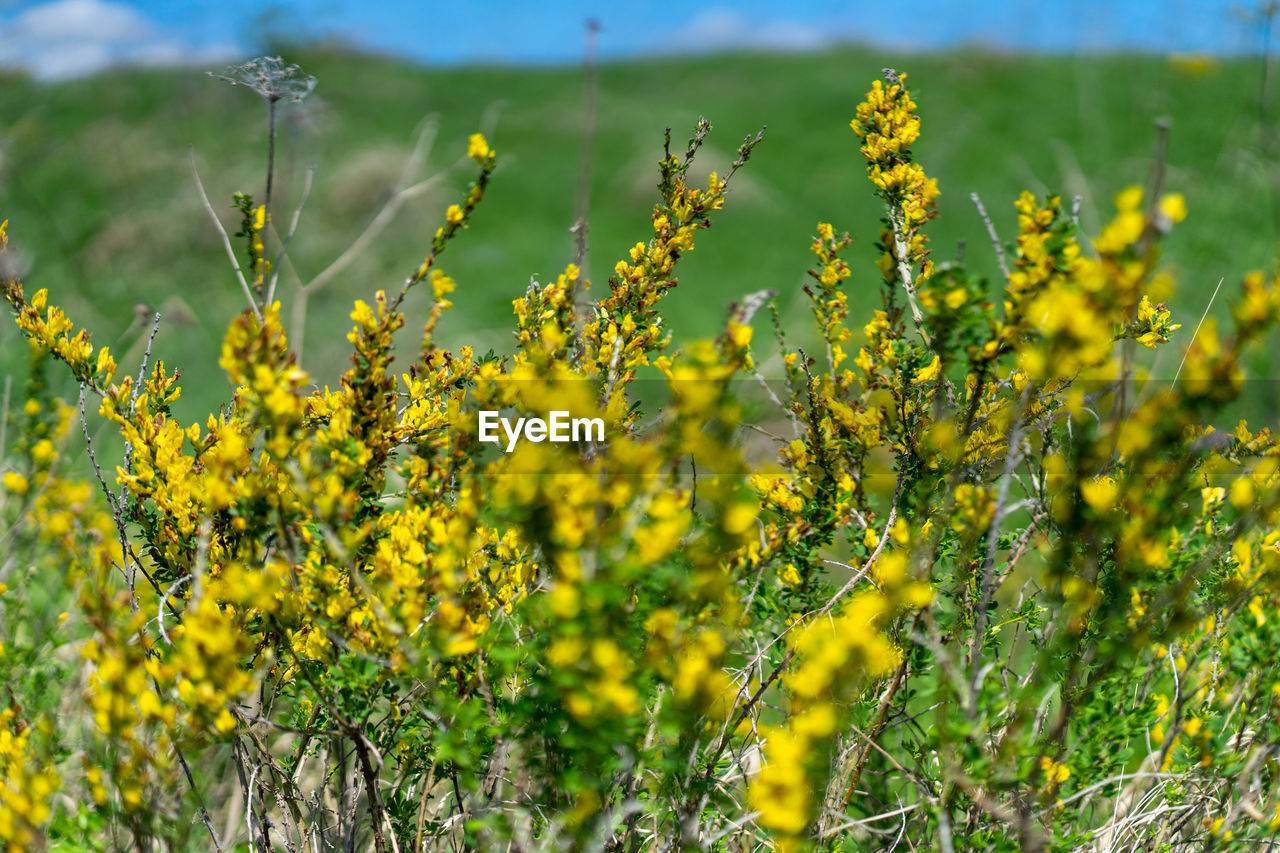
0 0 1274 79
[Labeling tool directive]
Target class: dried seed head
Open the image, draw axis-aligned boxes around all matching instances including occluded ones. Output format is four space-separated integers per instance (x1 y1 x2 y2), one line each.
208 56 316 104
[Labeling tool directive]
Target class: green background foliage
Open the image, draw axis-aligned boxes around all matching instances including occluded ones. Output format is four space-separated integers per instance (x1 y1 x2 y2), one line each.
3 45 1277 418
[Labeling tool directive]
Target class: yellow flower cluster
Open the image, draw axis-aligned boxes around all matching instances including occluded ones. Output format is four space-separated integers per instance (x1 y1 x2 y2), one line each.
7 289 116 386
4 75 1280 853
0 709 58 852
850 73 938 224
750 548 931 845
805 223 853 368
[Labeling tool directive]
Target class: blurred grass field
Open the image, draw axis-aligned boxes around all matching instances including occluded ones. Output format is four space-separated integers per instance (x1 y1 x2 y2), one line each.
2 45 1278 421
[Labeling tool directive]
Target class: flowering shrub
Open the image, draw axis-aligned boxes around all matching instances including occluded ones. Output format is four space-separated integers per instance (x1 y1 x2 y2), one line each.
3 66 1280 852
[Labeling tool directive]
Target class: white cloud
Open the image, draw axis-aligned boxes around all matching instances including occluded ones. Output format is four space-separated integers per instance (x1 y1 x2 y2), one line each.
664 8 835 53
0 0 240 80
17 0 144 40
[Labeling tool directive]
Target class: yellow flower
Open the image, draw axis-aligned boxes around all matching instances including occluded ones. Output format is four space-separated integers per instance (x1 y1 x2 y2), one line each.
1115 185 1144 213
2 471 29 495
749 729 813 836
430 269 456 300
1249 595 1266 626
1080 477 1119 511
1039 756 1070 788
137 689 163 719
1158 193 1187 224
777 563 801 587
30 439 56 465
214 707 237 733
914 354 941 384
467 132 492 162
723 503 757 535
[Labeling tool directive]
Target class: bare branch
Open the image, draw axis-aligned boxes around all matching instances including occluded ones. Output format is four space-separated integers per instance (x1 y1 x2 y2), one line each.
267 162 316 306
970 191 1011 284
189 146 260 321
